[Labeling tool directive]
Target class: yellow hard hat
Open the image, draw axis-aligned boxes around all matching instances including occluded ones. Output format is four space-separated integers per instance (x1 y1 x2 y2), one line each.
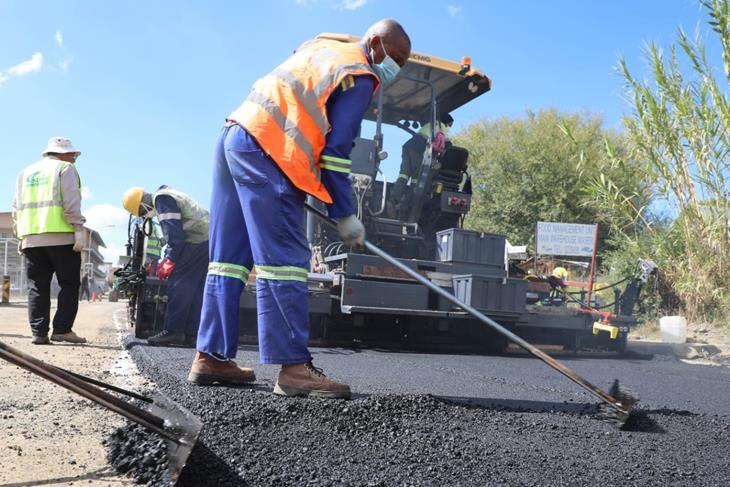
552 267 569 280
122 187 145 216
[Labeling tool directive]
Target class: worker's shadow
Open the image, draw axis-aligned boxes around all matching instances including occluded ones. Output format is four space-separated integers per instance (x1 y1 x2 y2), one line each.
0 333 29 339
350 392 666 434
179 441 251 486
0 467 121 487
444 395 666 433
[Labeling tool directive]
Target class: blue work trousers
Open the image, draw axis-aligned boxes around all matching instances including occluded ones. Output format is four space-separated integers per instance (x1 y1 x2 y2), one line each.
164 241 208 336
196 124 312 364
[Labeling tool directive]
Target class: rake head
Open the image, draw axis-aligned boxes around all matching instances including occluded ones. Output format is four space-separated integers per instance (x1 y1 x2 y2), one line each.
598 379 640 429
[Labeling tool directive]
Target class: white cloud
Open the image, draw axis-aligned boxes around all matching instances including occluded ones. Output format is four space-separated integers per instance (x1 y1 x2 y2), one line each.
81 187 94 200
100 242 128 264
338 0 367 10
58 58 71 72
448 5 463 17
84 204 131 263
0 72 8 87
295 0 368 10
84 204 130 231
8 52 44 76
55 30 63 47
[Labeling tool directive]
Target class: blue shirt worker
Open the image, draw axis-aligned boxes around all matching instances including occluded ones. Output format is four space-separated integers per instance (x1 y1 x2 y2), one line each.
122 186 210 346
189 19 412 398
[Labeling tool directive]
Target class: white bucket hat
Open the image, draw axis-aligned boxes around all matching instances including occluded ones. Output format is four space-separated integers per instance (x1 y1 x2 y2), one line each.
42 136 81 157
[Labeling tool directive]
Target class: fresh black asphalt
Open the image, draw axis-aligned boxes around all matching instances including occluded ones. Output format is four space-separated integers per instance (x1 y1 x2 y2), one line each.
108 339 730 486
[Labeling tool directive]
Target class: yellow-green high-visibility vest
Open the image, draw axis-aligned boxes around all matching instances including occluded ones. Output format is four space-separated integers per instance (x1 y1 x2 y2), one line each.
14 158 80 239
152 188 209 244
144 225 162 258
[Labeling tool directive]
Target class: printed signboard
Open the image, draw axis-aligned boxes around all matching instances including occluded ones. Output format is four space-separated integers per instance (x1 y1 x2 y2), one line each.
536 222 596 257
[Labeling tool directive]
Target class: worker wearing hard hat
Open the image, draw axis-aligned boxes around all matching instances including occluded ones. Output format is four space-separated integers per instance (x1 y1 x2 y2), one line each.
12 137 87 345
190 19 411 398
122 186 209 346
552 267 569 282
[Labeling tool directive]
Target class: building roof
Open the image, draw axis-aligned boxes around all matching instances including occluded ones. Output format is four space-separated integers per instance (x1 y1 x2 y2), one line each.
85 227 107 248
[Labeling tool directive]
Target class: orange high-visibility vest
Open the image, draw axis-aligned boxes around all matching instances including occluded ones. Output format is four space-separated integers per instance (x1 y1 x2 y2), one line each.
228 39 379 203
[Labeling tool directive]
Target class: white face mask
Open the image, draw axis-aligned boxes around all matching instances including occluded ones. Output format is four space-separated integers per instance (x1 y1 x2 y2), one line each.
140 202 156 218
371 39 401 84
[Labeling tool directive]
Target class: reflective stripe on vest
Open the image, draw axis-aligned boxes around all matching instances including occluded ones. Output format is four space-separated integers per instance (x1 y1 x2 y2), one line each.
153 188 209 244
228 39 379 203
145 235 162 257
14 158 78 238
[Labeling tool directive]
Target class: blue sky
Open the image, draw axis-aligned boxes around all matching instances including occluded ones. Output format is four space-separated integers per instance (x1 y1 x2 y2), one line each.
0 0 711 260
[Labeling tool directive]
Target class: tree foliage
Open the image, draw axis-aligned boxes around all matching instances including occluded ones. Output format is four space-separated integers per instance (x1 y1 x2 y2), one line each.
452 109 648 251
573 0 730 320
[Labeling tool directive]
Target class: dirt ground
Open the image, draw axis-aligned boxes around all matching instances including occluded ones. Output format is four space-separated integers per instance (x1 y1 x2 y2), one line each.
630 318 730 365
0 301 149 487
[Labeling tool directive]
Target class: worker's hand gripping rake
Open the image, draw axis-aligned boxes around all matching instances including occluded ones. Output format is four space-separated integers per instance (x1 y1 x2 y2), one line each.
305 203 638 427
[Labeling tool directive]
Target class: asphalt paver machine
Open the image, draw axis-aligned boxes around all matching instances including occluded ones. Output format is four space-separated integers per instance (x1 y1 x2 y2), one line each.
239 34 656 352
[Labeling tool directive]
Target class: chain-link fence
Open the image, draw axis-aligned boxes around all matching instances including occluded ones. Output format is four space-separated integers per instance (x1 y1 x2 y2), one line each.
1 238 27 301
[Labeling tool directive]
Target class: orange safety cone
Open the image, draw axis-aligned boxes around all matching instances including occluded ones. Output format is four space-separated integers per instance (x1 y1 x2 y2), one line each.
91 292 97 302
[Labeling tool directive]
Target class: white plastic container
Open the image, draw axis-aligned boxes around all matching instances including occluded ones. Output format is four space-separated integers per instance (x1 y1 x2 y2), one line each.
660 316 687 343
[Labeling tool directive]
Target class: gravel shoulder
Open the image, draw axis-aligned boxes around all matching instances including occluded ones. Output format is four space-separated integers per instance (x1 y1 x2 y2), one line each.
0 301 149 487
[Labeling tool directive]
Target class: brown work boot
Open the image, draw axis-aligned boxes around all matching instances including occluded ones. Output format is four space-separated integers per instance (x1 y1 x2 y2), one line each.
274 361 351 399
188 352 256 385
50 331 87 344
31 335 50 345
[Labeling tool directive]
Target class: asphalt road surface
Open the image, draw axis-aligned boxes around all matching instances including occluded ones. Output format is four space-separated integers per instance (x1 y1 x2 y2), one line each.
115 338 730 486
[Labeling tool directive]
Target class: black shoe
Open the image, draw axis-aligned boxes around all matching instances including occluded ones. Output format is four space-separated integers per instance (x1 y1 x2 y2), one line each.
147 330 186 346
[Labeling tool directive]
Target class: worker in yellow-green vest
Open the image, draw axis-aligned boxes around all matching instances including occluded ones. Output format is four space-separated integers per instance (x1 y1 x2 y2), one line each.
12 137 88 345
144 222 163 276
122 185 209 347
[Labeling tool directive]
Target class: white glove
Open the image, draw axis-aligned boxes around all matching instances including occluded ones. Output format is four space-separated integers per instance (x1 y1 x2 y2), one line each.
336 214 365 247
73 231 85 252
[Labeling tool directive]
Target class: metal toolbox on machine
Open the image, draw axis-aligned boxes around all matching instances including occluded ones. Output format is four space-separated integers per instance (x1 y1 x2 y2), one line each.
436 228 506 267
340 277 429 312
451 274 527 316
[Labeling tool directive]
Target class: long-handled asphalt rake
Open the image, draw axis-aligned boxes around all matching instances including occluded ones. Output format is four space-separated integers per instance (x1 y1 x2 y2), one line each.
305 202 639 427
0 340 201 483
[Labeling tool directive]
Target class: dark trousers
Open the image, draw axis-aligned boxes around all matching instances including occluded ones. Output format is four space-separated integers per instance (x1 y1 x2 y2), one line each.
165 241 208 336
24 245 81 337
80 285 90 301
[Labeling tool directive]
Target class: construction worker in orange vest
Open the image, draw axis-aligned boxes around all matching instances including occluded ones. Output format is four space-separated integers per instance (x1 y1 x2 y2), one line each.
189 20 411 399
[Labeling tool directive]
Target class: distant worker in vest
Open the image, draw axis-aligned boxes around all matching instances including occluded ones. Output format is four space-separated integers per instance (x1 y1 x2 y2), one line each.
122 186 209 346
12 137 88 345
144 222 163 276
390 112 453 217
189 20 411 398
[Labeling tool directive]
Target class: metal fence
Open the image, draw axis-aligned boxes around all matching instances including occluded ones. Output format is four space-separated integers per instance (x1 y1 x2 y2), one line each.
1 238 27 300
